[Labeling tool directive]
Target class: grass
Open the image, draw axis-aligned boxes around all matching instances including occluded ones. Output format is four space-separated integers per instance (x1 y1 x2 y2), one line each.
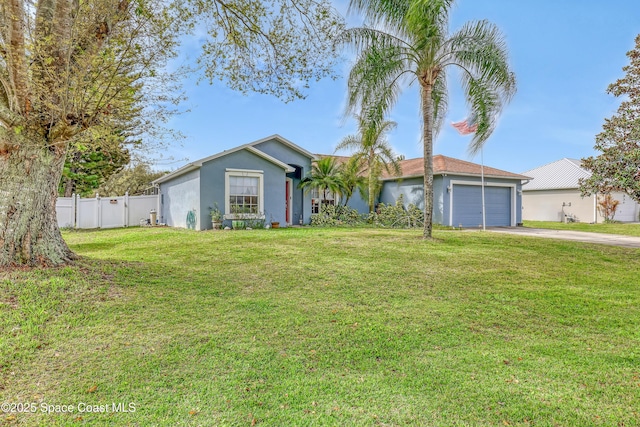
524 220 640 236
1 227 639 426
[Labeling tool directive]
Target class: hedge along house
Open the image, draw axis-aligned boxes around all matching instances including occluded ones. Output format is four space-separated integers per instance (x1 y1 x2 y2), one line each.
378 155 530 227
153 135 315 230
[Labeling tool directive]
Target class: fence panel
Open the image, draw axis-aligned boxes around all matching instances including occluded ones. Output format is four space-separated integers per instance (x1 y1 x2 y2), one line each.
99 196 125 228
77 197 99 229
128 195 157 226
58 193 158 229
55 197 76 228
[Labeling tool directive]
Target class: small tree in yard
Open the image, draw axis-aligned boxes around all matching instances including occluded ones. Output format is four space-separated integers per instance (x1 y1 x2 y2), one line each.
60 134 132 197
336 109 401 213
0 0 343 267
580 35 640 202
597 194 620 222
338 156 367 206
299 157 345 205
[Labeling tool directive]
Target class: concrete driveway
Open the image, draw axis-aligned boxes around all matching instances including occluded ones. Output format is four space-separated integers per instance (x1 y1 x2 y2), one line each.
485 227 640 248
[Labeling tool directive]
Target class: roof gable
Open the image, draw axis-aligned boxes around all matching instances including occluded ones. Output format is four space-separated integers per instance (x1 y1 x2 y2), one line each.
153 142 295 184
247 134 317 160
522 158 590 190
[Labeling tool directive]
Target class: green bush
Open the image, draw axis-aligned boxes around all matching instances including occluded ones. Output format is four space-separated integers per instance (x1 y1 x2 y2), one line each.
370 195 423 228
309 196 424 229
310 204 366 226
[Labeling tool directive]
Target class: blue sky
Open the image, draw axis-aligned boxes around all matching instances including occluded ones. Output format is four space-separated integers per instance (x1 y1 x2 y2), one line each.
159 0 640 174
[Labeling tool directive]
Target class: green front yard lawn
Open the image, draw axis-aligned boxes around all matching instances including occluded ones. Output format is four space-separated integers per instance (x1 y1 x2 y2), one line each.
1 227 639 426
524 220 640 236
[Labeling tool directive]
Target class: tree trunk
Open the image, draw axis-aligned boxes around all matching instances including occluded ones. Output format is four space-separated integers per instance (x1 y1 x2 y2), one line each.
368 160 375 213
63 176 75 197
0 131 75 266
421 84 434 239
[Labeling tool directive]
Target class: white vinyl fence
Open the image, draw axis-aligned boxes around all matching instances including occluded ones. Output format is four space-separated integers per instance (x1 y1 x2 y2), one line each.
56 193 158 229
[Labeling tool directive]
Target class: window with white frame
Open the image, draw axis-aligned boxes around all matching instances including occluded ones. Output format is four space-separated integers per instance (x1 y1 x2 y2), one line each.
310 188 336 214
225 170 264 218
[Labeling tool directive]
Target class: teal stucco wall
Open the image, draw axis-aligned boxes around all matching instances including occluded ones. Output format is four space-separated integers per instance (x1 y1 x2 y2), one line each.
379 175 523 226
160 169 201 229
199 149 288 229
253 139 314 224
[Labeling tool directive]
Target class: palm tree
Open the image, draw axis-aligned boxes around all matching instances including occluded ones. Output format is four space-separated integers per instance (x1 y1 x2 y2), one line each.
339 156 368 206
341 0 516 237
299 156 345 206
336 111 402 212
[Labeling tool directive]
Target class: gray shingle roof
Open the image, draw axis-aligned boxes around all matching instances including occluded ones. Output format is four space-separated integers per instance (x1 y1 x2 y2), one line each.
522 158 591 190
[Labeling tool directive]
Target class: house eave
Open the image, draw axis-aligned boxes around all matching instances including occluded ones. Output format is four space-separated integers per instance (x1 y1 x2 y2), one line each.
153 164 200 185
522 186 581 192
381 172 531 182
244 146 295 172
152 145 295 185
247 134 318 161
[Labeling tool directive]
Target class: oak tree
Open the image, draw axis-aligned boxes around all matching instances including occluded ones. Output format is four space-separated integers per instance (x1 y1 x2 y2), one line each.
580 35 640 202
0 0 342 266
97 163 167 196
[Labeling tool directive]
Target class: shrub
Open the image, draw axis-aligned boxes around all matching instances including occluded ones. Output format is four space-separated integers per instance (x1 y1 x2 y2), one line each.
310 204 366 226
598 193 620 222
370 195 423 228
309 196 424 229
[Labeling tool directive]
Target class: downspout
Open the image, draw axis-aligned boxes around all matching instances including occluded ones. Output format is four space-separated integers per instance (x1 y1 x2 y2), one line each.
593 193 597 224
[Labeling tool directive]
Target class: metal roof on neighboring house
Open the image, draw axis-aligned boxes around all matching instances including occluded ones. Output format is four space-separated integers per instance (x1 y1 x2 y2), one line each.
521 158 591 191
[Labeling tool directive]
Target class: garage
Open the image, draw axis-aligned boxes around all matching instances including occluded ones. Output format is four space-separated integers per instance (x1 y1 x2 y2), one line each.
451 184 512 227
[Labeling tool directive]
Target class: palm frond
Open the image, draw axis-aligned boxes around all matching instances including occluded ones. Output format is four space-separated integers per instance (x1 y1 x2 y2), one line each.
347 0 411 34
338 27 416 63
462 76 502 155
377 143 402 176
435 19 516 154
345 36 415 121
406 0 451 53
335 134 363 153
431 71 448 137
445 20 516 102
299 156 345 198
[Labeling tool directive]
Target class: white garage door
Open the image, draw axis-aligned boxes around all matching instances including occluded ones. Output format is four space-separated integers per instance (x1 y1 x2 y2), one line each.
452 185 512 227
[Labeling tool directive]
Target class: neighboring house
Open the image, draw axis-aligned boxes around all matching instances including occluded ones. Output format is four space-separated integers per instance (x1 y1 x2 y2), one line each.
153 135 315 230
522 158 640 223
379 155 529 227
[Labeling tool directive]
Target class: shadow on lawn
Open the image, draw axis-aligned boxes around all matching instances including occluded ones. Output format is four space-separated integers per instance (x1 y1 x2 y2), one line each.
69 242 119 253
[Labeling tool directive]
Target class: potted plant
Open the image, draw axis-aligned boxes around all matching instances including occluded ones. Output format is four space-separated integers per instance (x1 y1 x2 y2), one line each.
230 205 246 229
210 204 223 230
269 214 279 229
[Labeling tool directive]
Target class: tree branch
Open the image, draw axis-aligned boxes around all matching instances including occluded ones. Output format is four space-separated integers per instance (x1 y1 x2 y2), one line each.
7 0 28 114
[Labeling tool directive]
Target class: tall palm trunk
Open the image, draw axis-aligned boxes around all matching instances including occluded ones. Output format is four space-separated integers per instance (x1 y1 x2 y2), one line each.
0 131 75 266
421 83 434 239
368 158 375 213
